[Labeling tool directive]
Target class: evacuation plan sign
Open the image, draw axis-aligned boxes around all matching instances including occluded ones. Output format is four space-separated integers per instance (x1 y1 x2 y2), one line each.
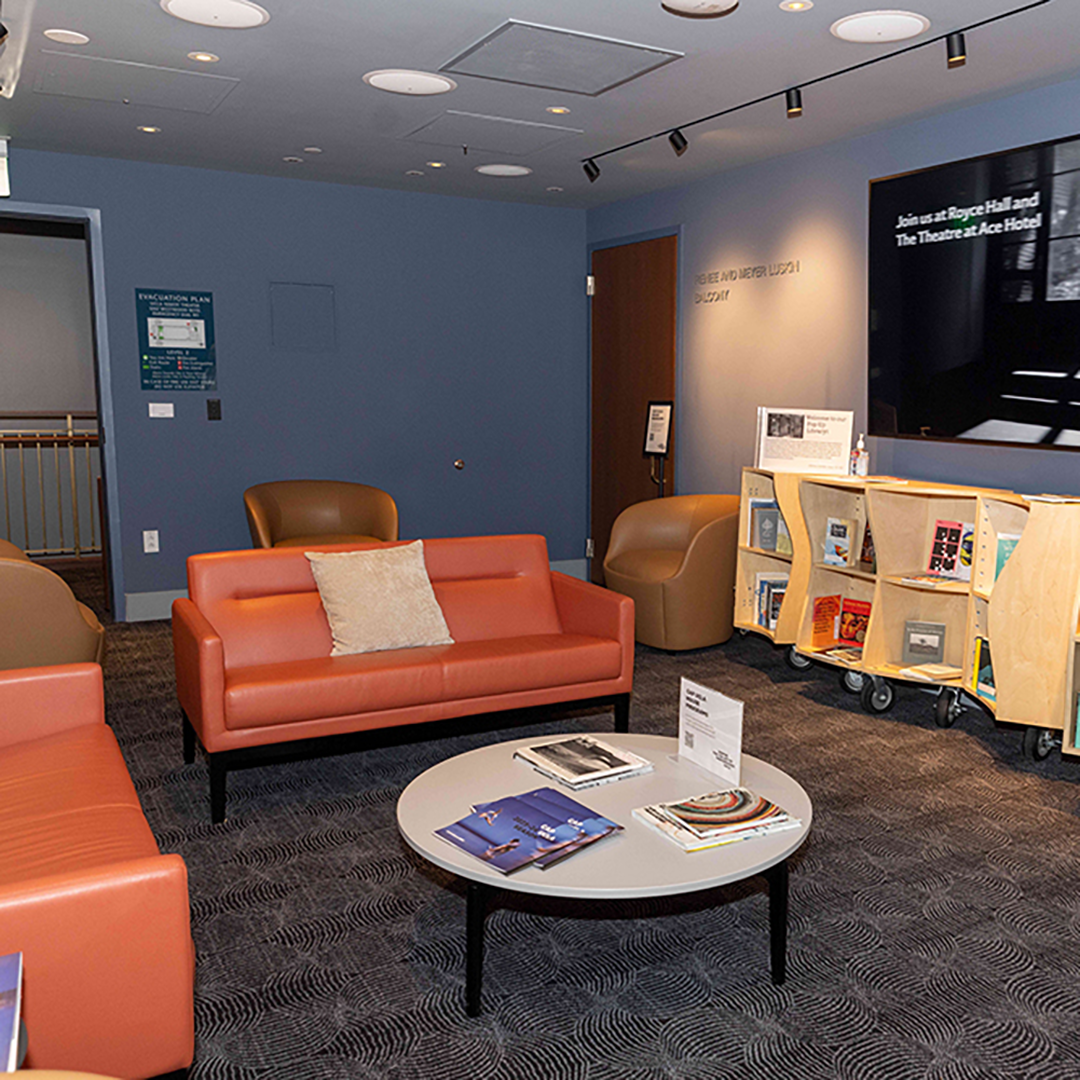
136 289 217 391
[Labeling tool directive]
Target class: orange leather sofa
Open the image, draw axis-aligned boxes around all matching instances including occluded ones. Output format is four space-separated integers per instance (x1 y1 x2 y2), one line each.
173 534 634 822
0 664 194 1078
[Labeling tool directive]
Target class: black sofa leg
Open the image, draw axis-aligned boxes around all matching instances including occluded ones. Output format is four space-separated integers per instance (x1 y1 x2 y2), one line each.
181 711 196 765
209 756 227 824
614 693 631 734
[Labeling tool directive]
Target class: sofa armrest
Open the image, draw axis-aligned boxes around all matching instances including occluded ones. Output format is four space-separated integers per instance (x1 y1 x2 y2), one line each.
0 854 194 1077
0 664 104 749
551 572 635 678
172 597 226 748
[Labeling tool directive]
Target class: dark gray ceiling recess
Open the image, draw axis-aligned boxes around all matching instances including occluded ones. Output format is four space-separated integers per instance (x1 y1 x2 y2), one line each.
402 110 584 156
441 20 683 96
33 50 239 113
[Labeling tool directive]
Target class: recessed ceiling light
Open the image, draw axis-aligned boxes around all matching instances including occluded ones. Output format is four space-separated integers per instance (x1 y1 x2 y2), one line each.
187 51 219 62
426 161 447 168
475 164 532 177
405 169 425 176
546 106 571 115
43 29 90 45
137 126 162 133
831 10 930 43
283 156 303 163
160 0 270 30
661 0 739 17
303 147 323 154
779 1 813 10
363 70 457 96
546 186 564 192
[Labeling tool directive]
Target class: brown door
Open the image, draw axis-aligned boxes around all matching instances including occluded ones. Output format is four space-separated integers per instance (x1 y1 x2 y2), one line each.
590 235 677 582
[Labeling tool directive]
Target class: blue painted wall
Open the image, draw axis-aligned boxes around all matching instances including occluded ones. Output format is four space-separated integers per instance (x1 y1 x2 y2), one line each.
587 74 1080 500
9 150 588 611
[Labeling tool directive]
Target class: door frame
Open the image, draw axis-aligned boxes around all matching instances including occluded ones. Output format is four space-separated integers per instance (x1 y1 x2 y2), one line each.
0 200 125 616
586 225 685 577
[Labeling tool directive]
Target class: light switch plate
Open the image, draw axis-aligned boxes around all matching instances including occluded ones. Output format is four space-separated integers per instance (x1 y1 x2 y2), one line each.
148 403 174 418
143 530 159 553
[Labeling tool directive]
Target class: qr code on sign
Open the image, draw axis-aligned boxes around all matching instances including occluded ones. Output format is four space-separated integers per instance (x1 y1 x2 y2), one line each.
684 731 694 749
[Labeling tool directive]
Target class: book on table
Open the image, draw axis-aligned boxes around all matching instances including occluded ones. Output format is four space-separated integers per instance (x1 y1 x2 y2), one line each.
435 787 622 874
0 952 21 1073
513 735 653 790
633 788 801 852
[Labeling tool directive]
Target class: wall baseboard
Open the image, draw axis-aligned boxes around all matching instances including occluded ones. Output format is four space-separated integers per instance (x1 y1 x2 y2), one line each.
551 558 588 581
124 589 186 622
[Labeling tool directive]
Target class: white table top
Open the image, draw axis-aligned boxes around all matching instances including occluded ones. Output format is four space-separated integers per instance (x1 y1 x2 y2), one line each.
397 733 812 900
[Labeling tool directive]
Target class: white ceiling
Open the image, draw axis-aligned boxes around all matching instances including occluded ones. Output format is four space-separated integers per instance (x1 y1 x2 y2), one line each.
0 0 1075 208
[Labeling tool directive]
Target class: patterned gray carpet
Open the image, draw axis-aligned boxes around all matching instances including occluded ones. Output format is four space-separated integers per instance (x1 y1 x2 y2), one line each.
63 563 1080 1079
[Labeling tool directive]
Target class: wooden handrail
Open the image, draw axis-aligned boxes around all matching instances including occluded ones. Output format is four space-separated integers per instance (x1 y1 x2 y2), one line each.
0 411 97 421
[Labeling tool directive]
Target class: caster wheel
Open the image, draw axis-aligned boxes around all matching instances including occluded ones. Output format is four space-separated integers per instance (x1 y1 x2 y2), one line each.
739 628 749 637
785 646 813 671
934 688 962 728
1022 726 1056 761
861 677 895 714
840 670 865 695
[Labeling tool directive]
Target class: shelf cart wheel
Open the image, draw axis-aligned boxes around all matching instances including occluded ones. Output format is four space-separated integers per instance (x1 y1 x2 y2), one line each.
1022 726 1057 761
934 687 963 729
785 646 813 671
860 676 895 714
739 628 749 637
840 670 865 695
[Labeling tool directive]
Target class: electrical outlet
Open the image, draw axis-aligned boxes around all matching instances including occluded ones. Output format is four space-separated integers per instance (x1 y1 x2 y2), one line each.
143 530 160 554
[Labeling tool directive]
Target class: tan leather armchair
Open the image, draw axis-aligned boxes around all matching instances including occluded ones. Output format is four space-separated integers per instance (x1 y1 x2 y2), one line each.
603 494 740 651
0 547 105 670
244 479 399 548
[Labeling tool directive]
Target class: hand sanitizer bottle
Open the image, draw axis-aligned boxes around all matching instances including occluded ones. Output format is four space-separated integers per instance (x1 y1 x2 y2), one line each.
854 434 869 477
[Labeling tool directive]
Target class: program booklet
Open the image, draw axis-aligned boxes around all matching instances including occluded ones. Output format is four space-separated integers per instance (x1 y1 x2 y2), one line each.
513 735 653 790
435 787 622 874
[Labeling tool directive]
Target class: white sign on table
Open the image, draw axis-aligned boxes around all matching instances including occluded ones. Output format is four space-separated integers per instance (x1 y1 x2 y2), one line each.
754 406 853 475
677 677 743 787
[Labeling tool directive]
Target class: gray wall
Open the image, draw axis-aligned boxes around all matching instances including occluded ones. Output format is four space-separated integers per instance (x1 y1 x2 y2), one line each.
587 74 1080 498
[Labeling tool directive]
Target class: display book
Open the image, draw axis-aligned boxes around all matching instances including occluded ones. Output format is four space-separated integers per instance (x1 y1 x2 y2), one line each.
747 498 792 555
0 952 21 1072
513 735 653 790
899 518 976 587
810 593 871 653
971 636 995 703
633 788 801 852
435 786 623 874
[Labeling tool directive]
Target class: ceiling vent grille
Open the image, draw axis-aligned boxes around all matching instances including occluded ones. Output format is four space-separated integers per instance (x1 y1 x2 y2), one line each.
441 20 683 96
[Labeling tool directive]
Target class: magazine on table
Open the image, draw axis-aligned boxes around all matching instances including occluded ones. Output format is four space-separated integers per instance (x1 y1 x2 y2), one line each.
513 735 653 790
634 788 801 852
435 787 622 874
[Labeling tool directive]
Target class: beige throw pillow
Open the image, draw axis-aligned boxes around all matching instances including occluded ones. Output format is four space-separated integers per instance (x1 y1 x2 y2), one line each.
305 541 453 656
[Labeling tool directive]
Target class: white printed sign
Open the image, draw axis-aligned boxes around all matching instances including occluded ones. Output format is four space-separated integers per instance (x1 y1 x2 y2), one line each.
678 677 743 787
754 406 853 475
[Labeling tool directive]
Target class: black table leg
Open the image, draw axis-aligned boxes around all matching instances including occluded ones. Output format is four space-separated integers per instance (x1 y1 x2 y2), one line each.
466 880 493 1017
764 859 789 985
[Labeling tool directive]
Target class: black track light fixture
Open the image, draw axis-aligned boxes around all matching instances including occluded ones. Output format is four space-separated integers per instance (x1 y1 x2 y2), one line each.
946 31 967 68
583 158 601 183
786 87 803 118
669 128 689 156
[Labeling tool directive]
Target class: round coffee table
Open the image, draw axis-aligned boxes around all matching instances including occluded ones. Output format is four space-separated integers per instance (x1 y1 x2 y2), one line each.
397 732 812 1015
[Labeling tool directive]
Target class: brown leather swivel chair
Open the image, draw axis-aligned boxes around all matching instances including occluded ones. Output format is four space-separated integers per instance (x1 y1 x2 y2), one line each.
244 479 399 548
603 494 740 651
0 544 106 670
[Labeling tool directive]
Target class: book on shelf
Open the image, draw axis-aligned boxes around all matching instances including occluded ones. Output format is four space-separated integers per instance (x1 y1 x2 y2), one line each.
776 514 793 556
926 519 970 577
858 522 876 573
899 663 963 682
902 620 946 666
837 598 871 649
767 585 786 631
823 517 855 566
435 787 622 874
973 637 995 702
957 523 975 583
633 788 801 852
747 498 779 547
811 594 842 649
820 646 864 664
995 533 1022 581
751 505 781 551
755 572 789 630
0 952 21 1073
899 573 964 588
513 735 653 790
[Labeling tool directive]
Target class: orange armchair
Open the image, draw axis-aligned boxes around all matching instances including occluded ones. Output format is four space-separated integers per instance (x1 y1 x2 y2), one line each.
0 664 193 1077
603 494 741 651
244 479 399 548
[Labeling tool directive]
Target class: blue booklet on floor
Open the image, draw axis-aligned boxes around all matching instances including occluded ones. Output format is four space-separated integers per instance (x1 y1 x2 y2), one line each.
435 787 622 874
0 952 22 1072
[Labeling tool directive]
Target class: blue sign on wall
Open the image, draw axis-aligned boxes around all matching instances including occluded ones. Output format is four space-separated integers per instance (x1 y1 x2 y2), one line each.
136 289 216 391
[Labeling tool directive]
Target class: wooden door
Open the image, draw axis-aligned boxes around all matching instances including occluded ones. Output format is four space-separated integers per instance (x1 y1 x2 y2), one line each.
590 235 677 582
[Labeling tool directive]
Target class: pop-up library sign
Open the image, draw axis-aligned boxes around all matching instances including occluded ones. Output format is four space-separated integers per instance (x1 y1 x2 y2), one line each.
754 406 853 475
678 678 743 787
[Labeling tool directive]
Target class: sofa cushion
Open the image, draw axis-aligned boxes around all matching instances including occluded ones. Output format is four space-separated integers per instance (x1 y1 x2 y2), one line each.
223 633 622 730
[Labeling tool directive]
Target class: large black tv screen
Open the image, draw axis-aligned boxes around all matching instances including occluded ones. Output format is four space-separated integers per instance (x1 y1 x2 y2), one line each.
869 132 1080 448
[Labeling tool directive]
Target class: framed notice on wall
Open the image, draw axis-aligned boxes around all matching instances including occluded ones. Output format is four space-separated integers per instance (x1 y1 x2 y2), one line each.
136 288 217 392
644 401 673 456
